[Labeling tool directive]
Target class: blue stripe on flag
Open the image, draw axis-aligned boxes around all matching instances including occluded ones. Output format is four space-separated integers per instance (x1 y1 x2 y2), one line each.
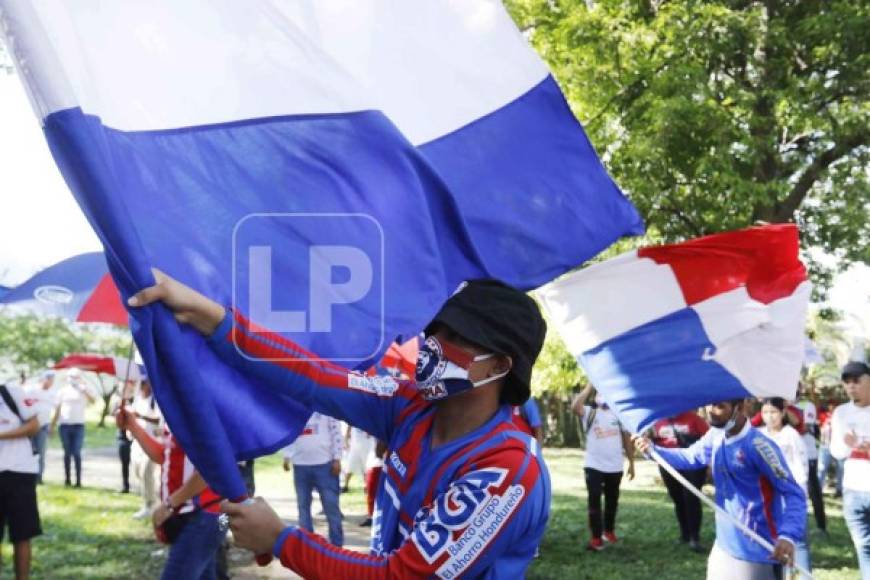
580 308 749 432
420 76 644 288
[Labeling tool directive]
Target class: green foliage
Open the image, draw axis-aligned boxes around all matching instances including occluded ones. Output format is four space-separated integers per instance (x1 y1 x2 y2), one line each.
532 328 586 396
0 314 86 372
508 0 869 282
0 312 129 374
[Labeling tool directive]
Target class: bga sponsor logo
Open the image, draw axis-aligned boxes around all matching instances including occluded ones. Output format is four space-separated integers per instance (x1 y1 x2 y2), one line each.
413 468 523 572
753 438 788 479
34 285 74 305
437 485 525 579
348 374 398 396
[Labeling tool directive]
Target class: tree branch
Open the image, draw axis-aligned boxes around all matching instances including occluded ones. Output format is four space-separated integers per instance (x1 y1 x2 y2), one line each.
773 132 868 222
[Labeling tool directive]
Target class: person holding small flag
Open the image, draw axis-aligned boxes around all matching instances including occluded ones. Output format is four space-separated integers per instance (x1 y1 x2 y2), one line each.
635 399 806 580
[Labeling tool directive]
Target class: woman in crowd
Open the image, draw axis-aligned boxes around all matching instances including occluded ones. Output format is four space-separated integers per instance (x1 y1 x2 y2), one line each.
760 397 812 578
651 410 709 552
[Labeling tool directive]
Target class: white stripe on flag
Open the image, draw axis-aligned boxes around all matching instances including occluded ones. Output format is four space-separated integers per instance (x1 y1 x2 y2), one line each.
1 0 547 143
699 281 810 399
538 251 686 354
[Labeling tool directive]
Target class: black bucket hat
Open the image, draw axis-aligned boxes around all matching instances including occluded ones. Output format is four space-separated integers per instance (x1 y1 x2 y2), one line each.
425 279 546 405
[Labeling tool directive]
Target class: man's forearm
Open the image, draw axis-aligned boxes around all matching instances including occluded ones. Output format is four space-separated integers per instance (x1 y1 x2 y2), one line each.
126 420 163 462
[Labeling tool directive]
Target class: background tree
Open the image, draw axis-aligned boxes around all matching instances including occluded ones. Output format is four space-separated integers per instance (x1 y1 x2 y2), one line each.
532 329 587 446
0 312 131 426
508 0 868 287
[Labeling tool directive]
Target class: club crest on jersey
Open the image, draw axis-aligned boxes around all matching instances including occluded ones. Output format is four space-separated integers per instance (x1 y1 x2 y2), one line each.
412 467 525 576
753 438 788 479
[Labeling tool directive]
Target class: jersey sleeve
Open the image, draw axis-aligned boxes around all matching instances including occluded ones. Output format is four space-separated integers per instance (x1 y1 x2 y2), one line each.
653 429 714 470
273 446 548 579
523 399 542 430
206 309 418 443
748 434 807 544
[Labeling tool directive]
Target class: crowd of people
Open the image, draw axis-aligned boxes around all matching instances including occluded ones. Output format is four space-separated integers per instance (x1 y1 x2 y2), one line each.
0 270 867 580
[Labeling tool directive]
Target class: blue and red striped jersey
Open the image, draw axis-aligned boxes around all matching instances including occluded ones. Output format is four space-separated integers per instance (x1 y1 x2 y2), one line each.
207 310 551 578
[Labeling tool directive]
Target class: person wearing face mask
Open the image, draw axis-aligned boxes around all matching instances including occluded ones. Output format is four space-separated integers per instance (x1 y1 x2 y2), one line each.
634 399 806 580
571 384 635 552
126 273 550 579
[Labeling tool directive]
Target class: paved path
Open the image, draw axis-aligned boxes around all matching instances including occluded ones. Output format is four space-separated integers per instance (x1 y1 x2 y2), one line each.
44 447 371 578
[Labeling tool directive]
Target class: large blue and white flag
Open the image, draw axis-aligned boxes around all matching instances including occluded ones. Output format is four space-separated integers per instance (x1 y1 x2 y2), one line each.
540 225 810 432
1 0 643 497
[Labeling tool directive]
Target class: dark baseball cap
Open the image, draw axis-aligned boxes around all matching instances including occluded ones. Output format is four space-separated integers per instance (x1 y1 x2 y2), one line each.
425 279 547 405
842 361 870 380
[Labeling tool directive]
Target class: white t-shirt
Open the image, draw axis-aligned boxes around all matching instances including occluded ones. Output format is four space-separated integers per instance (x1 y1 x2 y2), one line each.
830 401 870 493
0 384 39 473
56 382 94 424
132 394 162 437
583 405 625 473
761 425 808 492
795 400 819 460
283 412 343 466
22 382 58 426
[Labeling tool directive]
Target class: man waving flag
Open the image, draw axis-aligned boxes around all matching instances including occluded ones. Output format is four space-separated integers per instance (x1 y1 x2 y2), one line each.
539 224 810 433
0 0 642 497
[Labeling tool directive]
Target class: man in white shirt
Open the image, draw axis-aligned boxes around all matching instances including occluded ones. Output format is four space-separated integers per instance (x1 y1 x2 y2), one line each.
572 385 635 552
830 361 870 577
341 425 373 493
130 376 161 519
282 412 344 546
0 381 42 579
22 371 56 484
50 369 96 488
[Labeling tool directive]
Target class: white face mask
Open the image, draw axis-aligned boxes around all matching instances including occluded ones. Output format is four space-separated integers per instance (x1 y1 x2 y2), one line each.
718 407 740 433
414 336 509 401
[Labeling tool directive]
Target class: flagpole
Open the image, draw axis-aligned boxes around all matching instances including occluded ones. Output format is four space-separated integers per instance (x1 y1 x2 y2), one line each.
647 447 812 579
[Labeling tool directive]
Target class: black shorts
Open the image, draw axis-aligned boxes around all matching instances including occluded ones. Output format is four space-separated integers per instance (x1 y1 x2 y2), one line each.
0 471 41 543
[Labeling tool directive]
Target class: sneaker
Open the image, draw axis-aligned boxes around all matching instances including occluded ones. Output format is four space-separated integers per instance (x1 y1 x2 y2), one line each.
340 486 350 494
359 517 372 527
586 537 605 552
132 507 151 520
688 540 705 553
603 531 619 544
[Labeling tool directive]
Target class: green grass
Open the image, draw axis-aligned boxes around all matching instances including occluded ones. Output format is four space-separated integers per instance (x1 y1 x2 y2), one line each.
29 484 163 579
527 448 861 580
7 448 861 579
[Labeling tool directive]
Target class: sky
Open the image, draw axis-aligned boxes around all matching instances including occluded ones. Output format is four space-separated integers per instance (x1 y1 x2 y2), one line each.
1 68 867 345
